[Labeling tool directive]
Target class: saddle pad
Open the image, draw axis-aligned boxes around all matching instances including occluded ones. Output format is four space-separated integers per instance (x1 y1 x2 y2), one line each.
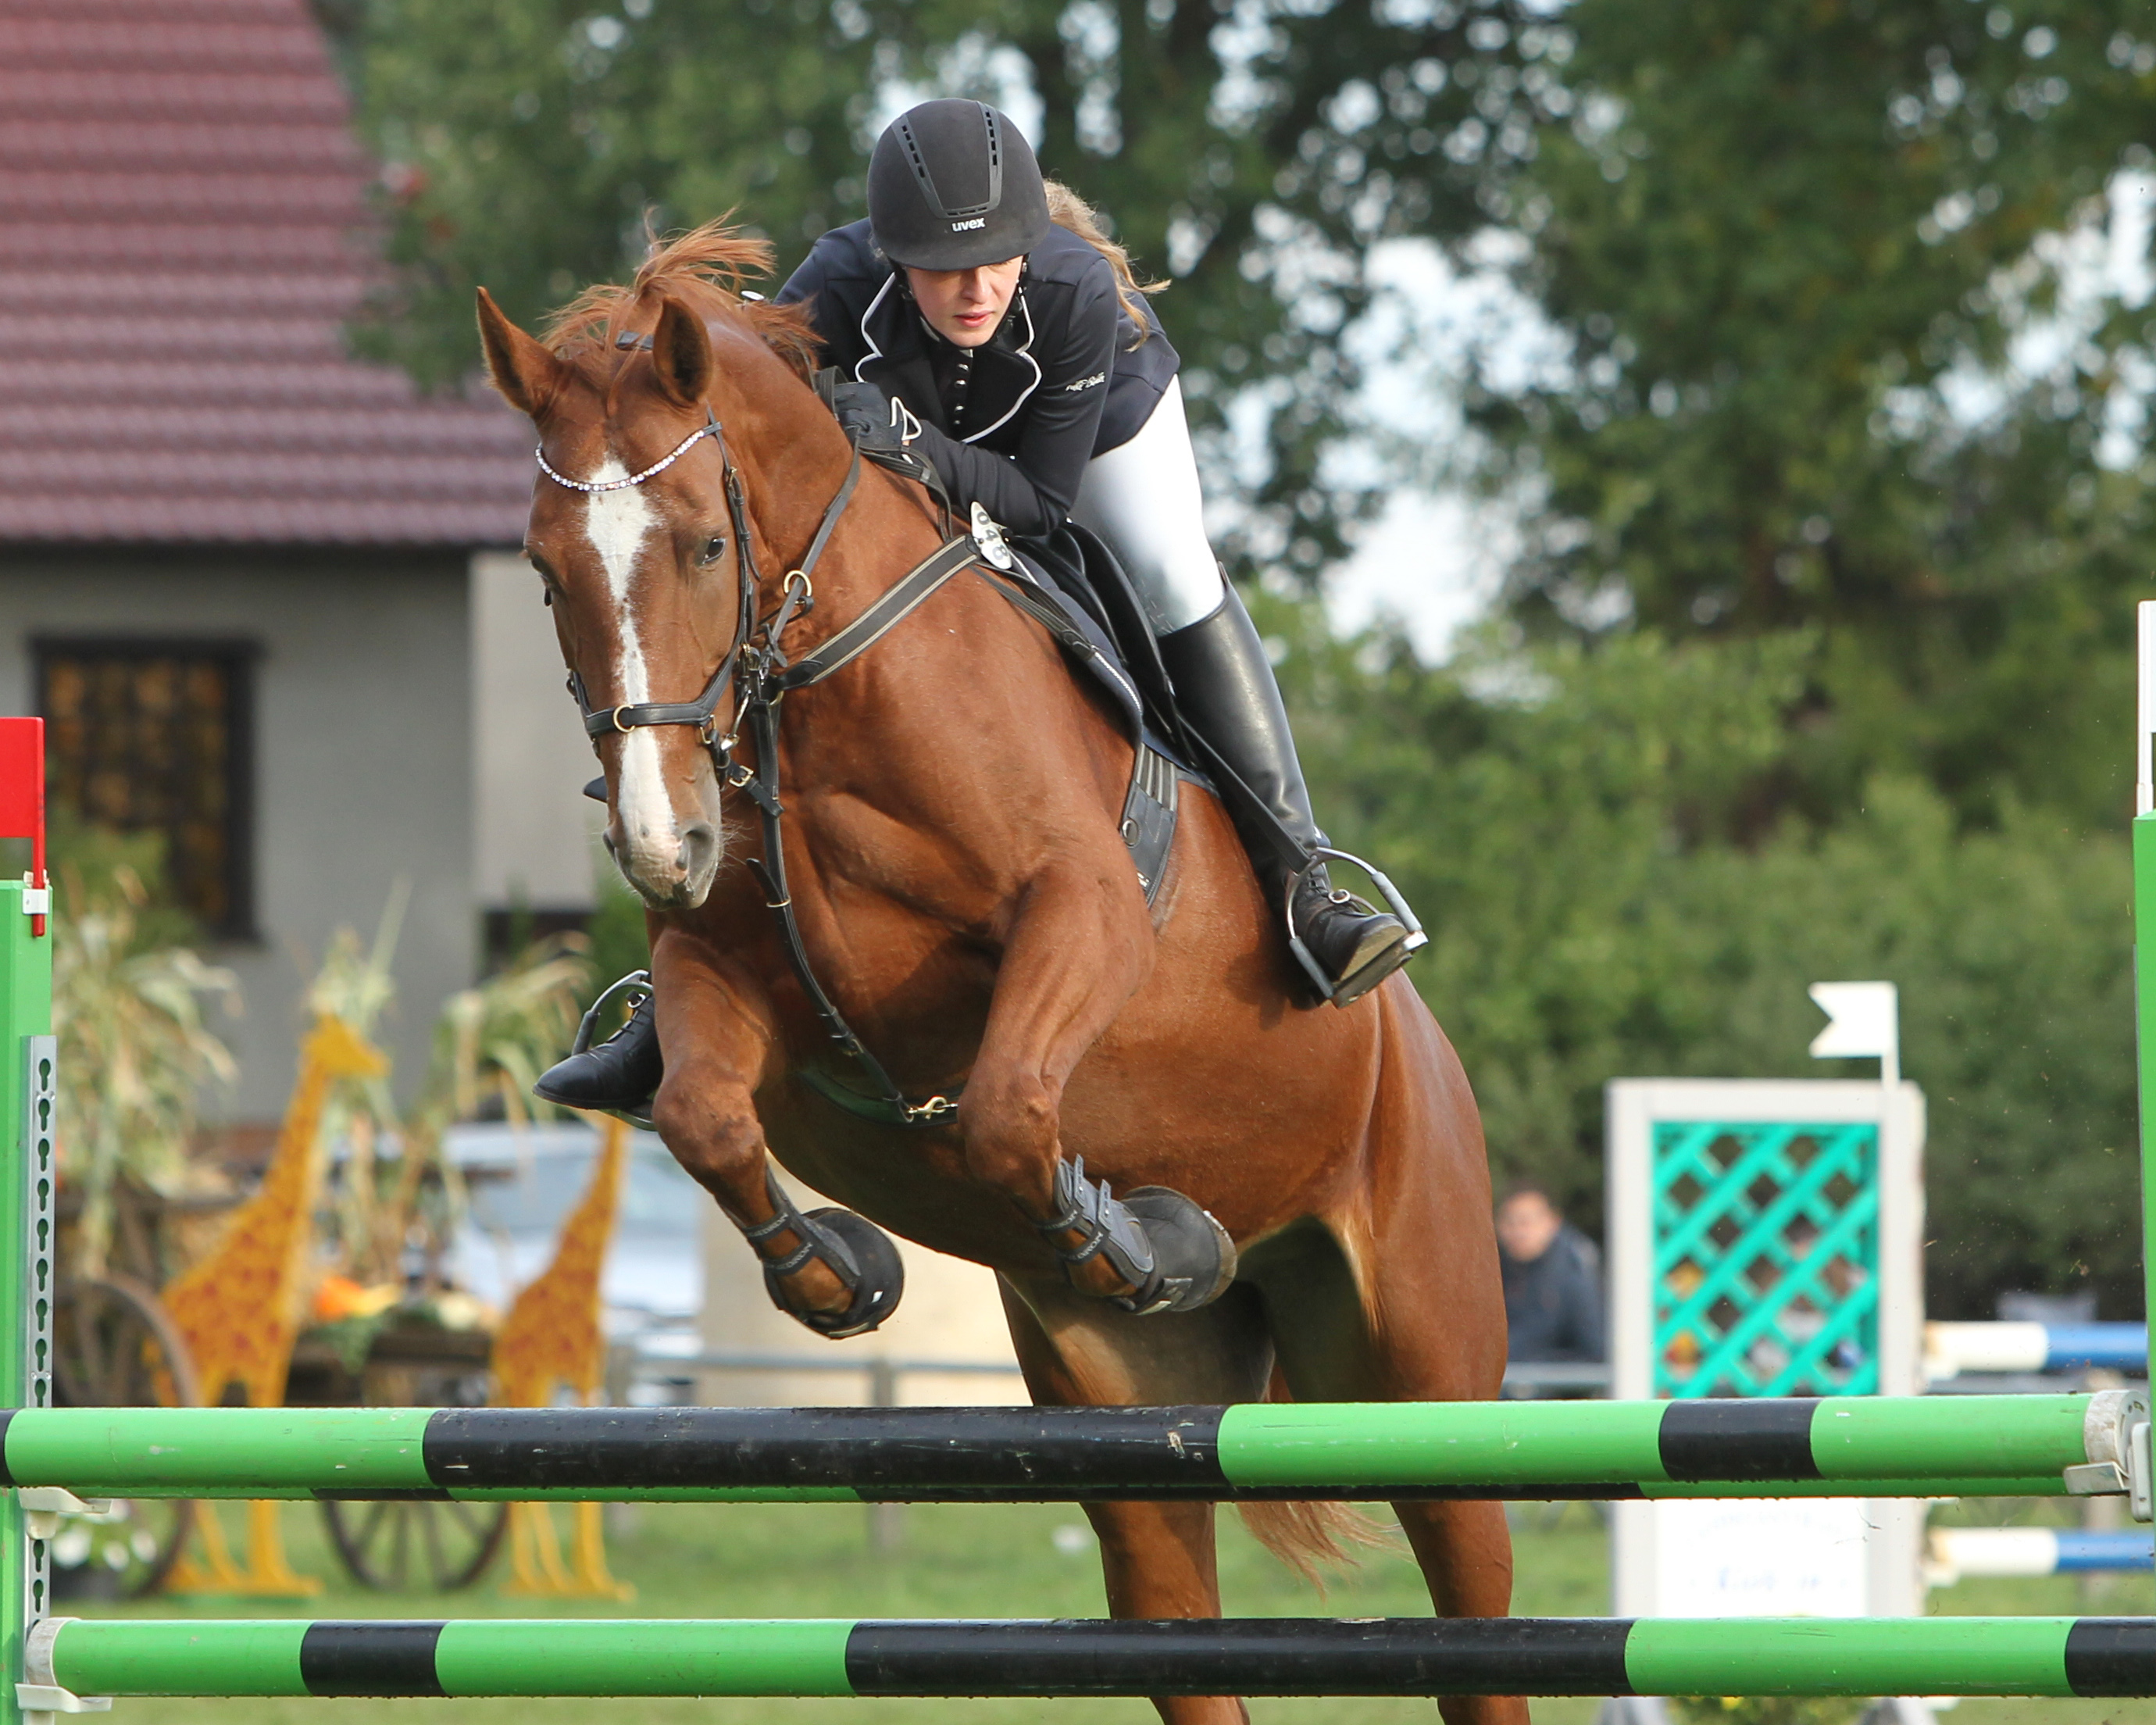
1006 546 1198 777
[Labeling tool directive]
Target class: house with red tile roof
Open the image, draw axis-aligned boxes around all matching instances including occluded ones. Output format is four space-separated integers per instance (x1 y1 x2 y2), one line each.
0 0 596 1117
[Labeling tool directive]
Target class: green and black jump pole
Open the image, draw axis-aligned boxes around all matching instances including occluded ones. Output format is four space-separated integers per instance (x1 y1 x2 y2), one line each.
8 630 2156 1709
2138 598 2156 1485
1 716 55 1725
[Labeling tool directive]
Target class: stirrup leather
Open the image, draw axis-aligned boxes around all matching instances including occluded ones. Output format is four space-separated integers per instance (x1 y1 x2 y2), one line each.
1035 1155 1158 1298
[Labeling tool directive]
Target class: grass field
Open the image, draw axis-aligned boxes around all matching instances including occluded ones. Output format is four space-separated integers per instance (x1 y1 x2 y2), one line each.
65 1496 2156 1724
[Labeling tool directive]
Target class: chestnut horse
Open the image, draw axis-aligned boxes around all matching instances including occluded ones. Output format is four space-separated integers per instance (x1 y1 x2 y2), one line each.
477 223 1520 1725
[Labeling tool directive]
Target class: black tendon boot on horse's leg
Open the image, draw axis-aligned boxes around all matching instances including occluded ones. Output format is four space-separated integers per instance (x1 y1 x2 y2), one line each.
534 971 666 1114
746 1168 906 1338
1157 586 1416 1007
1037 1155 1237 1315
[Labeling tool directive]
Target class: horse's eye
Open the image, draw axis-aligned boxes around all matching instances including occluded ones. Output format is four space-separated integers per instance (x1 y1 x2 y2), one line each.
542 589 553 606
698 534 727 566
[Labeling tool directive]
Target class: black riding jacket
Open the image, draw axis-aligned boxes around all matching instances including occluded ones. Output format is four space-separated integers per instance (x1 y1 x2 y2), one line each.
778 219 1180 541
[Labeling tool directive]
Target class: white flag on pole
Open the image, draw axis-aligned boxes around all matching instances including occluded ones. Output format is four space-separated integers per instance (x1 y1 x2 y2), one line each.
1808 980 1899 1087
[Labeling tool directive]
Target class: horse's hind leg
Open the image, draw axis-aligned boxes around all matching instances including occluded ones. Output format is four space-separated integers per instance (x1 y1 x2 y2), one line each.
1247 1038 1530 1724
1257 1223 1526 1725
1000 1275 1273 1725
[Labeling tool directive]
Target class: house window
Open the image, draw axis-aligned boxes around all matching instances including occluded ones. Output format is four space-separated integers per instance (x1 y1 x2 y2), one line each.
35 641 256 940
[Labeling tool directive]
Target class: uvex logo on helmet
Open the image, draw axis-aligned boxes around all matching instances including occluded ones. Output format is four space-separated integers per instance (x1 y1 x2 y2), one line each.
869 98 1051 272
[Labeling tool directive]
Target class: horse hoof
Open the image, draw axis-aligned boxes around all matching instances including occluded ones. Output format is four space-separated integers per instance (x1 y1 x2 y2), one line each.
765 1207 905 1339
1115 1188 1237 1315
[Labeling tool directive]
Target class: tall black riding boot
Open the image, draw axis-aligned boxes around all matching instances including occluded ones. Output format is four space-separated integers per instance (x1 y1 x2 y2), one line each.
534 971 665 1114
1157 586 1416 1007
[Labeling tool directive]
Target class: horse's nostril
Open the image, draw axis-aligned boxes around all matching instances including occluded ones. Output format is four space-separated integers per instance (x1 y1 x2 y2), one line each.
676 823 719 880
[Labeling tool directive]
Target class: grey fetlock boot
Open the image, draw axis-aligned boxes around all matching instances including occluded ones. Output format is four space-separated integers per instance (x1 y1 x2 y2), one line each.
1036 1156 1236 1316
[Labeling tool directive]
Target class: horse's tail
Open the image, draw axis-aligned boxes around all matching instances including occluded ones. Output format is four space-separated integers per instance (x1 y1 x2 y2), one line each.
1233 1367 1406 1589
1234 1498 1403 1589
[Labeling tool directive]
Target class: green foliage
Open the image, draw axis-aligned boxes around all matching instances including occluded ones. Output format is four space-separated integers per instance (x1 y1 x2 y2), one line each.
45 814 200 951
343 0 883 384
1266 595 2140 1317
47 822 239 1277
1480 0 2156 830
334 0 1528 577
305 895 592 1287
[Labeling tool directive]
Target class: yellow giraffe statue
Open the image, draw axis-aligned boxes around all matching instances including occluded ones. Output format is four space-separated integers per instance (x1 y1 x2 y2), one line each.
162 1013 387 1596
494 1114 634 1600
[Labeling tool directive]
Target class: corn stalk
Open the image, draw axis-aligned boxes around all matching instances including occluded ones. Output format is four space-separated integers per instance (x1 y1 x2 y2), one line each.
308 890 591 1288
52 861 237 1278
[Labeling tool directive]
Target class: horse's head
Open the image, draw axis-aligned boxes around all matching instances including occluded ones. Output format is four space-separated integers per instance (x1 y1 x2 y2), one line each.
474 230 824 909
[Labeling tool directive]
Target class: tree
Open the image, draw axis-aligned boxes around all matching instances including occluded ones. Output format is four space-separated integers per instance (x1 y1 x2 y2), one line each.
1265 595 2141 1317
335 0 1532 576
1472 1 2156 830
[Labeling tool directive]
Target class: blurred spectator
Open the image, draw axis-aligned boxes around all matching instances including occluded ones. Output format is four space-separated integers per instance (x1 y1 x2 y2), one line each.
1497 1184 1605 1362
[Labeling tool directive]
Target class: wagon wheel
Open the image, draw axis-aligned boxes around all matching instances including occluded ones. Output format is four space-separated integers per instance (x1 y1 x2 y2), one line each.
320 1496 509 1591
48 1274 199 1598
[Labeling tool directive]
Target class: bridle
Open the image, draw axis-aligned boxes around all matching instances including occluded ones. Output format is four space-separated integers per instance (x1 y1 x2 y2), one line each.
541 391 986 1128
554 405 853 759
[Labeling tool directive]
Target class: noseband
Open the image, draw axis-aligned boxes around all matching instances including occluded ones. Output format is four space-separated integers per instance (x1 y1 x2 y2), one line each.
548 406 862 753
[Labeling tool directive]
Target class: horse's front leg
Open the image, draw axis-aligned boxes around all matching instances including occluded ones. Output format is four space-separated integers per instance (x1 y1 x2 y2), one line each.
647 929 901 1335
963 866 1230 1311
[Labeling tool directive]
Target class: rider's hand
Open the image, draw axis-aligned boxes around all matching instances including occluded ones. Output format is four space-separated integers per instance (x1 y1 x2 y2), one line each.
828 380 917 451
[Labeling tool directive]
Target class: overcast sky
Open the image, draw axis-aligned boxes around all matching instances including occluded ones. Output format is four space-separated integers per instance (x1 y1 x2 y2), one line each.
1322 233 1559 659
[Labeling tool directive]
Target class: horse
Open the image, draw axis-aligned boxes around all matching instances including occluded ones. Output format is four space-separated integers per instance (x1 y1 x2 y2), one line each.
476 220 1522 1725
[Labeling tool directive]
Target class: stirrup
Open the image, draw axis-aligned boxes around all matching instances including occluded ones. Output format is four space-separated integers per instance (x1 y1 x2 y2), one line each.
1283 846 1427 1009
561 970 657 1128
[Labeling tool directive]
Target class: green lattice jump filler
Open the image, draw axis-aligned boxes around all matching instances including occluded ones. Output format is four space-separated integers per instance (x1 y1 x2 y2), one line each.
1652 1121 1879 1398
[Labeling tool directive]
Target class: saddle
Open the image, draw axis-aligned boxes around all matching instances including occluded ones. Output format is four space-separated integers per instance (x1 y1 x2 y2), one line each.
808 366 1194 905
1002 524 1193 909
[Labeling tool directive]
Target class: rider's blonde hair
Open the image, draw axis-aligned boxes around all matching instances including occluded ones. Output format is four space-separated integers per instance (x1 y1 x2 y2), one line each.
1044 180 1166 348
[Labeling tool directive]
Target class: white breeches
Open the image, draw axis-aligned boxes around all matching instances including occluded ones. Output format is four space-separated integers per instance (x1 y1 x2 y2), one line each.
1068 376 1226 635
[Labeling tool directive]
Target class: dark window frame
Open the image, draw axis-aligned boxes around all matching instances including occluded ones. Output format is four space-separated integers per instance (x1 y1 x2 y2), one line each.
34 636 261 943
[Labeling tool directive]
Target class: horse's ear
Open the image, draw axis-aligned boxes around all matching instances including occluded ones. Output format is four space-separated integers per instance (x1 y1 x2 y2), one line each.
475 288 563 419
651 296 715 409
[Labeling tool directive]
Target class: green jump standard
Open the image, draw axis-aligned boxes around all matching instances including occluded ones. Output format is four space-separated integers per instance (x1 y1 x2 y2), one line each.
30 1616 2156 1699
0 1395 2123 1502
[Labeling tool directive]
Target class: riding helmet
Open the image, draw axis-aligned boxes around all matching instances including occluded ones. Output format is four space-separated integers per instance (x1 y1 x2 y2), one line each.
867 99 1051 272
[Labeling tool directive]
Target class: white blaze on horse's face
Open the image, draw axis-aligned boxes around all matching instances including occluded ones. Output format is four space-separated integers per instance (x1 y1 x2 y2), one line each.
584 458 724 906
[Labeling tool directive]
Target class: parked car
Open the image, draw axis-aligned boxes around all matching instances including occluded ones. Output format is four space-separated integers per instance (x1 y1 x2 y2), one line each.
441 1122 702 1357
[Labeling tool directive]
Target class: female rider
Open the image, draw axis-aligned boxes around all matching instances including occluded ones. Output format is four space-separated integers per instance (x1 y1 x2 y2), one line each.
537 98 1416 1115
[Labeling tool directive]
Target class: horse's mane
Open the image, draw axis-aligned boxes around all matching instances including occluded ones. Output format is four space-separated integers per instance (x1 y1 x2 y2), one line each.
541 218 822 383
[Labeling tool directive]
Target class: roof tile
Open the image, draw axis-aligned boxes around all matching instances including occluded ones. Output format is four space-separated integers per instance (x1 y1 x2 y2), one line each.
0 0 532 545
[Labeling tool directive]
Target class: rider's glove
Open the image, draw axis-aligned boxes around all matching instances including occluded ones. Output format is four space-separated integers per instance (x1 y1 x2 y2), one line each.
828 380 919 452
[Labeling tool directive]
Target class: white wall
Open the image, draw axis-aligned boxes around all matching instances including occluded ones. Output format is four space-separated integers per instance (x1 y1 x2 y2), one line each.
698 1189 1023 1408
0 551 475 1120
469 550 598 911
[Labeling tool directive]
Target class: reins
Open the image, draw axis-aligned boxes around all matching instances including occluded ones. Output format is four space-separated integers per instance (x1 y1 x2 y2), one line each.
551 397 987 1128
